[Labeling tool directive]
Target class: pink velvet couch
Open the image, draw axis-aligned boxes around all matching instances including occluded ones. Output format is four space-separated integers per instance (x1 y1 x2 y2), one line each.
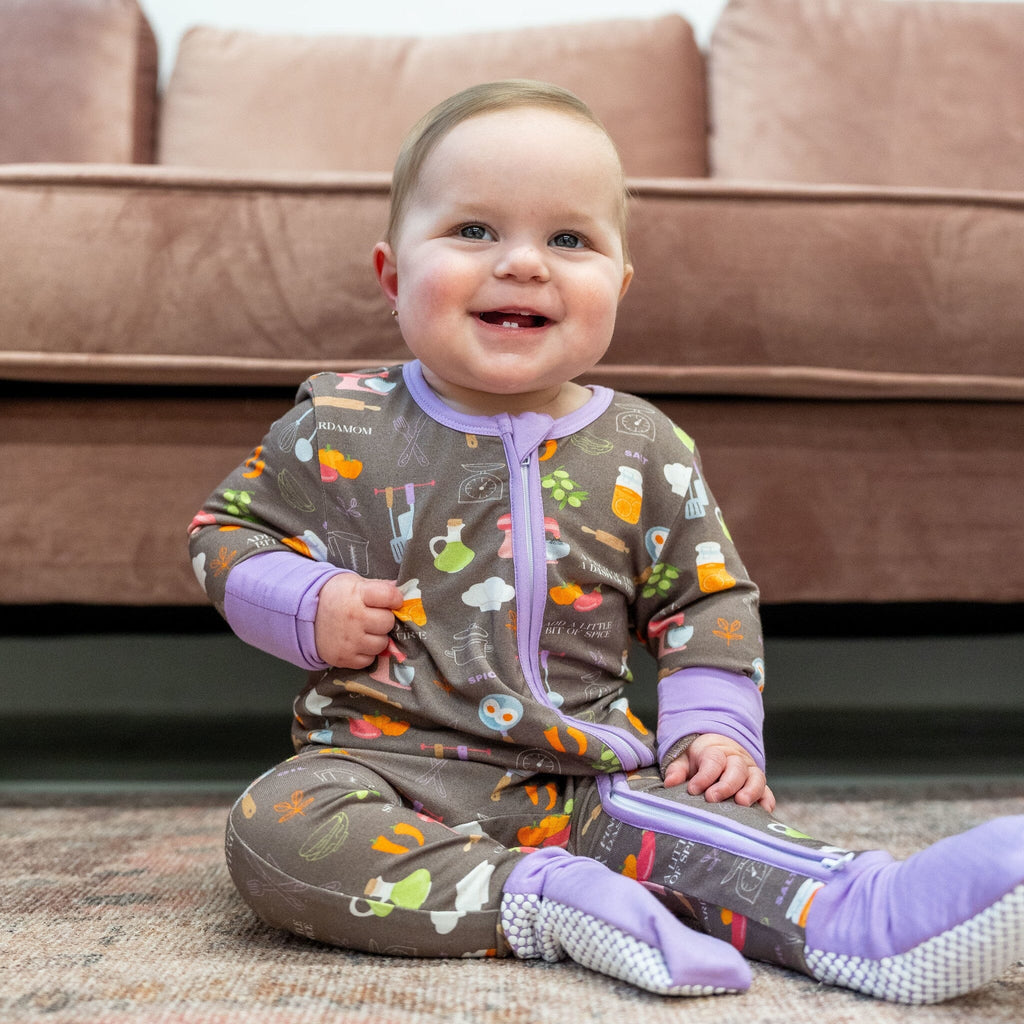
2 0 1022 609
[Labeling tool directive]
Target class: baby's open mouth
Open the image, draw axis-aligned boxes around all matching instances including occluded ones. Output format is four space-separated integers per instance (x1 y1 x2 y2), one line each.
478 311 550 329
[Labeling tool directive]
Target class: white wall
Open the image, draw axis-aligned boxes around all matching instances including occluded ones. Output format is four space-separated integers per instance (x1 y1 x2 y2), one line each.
138 0 729 84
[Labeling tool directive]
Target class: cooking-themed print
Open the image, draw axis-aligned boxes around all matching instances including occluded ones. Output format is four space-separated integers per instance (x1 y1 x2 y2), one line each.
190 362 763 777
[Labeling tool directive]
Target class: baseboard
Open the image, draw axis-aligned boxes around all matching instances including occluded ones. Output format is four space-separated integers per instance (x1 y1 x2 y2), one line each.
2 708 1021 785
764 708 1024 778
3 601 1022 637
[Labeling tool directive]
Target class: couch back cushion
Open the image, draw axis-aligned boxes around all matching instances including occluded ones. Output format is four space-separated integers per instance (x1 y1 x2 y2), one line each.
0 0 157 164
710 0 1024 188
158 15 707 177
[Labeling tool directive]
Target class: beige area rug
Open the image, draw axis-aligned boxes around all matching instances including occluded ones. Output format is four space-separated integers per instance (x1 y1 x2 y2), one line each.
2 785 1023 1024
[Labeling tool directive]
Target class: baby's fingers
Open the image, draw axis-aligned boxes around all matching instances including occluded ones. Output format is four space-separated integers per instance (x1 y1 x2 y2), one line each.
359 578 405 611
685 746 728 797
730 768 775 811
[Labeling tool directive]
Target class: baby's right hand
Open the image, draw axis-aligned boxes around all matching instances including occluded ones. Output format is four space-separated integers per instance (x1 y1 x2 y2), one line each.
314 573 404 669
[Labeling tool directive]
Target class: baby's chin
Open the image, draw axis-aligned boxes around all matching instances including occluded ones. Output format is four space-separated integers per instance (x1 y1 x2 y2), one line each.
419 359 599 416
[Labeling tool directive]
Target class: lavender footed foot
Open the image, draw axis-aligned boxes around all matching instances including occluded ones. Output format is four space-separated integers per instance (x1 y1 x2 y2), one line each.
500 847 750 996
804 815 1024 1003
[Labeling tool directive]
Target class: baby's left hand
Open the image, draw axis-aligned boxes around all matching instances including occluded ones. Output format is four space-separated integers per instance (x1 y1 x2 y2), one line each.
663 733 775 812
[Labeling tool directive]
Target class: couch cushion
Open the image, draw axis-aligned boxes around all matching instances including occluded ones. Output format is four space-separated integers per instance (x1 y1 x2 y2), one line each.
0 165 400 386
158 15 707 177
710 0 1024 188
3 167 1024 401
0 0 158 164
603 180 1024 400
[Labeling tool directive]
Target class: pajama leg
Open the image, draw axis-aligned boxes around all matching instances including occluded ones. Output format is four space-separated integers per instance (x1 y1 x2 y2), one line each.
227 752 750 995
225 750 523 957
571 770 1024 1004
570 771 827 975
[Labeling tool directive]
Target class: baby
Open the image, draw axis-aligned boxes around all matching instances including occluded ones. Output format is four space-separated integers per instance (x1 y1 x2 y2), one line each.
189 80 1023 1002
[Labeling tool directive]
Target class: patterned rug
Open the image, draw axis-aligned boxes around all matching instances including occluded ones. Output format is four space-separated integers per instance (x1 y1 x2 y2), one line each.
2 784 1023 1024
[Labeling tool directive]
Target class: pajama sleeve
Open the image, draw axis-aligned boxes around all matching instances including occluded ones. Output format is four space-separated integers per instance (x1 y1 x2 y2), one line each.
223 551 350 670
656 667 766 771
187 378 355 664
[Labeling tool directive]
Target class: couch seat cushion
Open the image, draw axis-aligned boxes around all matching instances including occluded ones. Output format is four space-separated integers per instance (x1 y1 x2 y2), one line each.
2 167 1023 402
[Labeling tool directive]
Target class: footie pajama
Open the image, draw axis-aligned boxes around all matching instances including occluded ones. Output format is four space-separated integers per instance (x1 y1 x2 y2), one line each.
190 363 1024 1003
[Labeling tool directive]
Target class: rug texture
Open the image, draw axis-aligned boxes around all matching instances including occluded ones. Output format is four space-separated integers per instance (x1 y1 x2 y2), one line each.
2 787 1022 1024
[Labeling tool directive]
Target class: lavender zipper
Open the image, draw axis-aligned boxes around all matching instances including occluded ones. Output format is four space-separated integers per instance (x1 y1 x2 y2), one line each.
505 432 649 773
596 774 854 880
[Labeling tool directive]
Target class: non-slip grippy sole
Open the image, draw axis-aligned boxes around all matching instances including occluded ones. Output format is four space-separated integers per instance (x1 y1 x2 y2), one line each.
500 892 741 997
804 882 1024 1004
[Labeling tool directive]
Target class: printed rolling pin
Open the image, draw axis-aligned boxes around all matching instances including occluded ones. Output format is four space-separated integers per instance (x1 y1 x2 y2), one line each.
582 525 630 554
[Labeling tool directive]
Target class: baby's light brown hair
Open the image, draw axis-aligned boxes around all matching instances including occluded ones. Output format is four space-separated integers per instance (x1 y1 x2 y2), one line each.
385 80 631 260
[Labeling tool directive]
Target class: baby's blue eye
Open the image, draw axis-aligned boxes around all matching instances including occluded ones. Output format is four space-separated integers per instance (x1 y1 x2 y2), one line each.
551 232 585 249
459 224 492 241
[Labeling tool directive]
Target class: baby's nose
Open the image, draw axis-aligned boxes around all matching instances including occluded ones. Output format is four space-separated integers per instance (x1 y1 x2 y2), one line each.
496 244 550 281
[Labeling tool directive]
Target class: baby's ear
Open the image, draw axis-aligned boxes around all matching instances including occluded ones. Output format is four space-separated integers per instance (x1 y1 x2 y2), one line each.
373 242 399 306
619 263 634 302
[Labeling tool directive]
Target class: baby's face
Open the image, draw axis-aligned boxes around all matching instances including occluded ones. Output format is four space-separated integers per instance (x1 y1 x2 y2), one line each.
374 107 633 416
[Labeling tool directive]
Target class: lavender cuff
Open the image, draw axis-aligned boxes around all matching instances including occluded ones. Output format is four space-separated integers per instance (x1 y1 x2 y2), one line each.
656 667 766 771
223 551 350 671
